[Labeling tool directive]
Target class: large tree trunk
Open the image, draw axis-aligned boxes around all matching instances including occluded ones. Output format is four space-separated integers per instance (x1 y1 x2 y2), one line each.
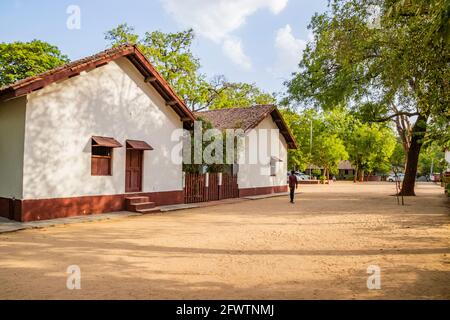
399 115 427 196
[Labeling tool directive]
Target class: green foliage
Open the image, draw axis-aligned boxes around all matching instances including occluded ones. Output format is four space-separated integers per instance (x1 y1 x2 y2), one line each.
104 23 139 45
312 169 322 177
207 76 275 110
278 108 311 171
427 114 450 149
105 25 208 110
281 107 397 178
105 24 275 111
284 0 449 193
280 107 349 175
286 0 449 120
390 142 406 170
314 134 348 177
417 143 447 176
182 117 241 174
346 122 397 176
0 40 69 86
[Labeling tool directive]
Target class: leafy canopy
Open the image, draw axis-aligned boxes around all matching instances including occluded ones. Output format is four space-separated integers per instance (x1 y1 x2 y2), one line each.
105 24 275 111
0 40 69 87
105 24 208 110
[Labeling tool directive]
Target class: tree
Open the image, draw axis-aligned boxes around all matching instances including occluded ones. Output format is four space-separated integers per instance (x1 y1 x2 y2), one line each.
346 122 396 181
104 23 139 45
285 0 449 195
105 24 209 111
280 108 350 175
105 24 275 112
182 116 241 174
390 141 406 172
313 133 348 180
279 108 314 171
202 75 275 111
0 40 69 86
417 143 447 177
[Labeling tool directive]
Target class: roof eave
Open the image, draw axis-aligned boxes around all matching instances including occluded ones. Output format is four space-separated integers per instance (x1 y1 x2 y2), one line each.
0 44 196 123
267 107 298 150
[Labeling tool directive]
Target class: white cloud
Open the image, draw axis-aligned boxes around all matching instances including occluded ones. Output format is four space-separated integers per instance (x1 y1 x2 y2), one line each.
161 0 288 69
223 37 252 70
271 24 307 75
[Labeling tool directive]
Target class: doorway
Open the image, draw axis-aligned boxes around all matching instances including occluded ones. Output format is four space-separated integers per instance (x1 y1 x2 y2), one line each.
125 149 143 193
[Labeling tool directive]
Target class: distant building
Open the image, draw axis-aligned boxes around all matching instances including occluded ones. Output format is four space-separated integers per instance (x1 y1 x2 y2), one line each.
337 160 356 179
305 160 355 179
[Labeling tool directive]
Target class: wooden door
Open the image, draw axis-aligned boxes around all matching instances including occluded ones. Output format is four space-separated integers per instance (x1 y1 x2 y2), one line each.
126 149 143 193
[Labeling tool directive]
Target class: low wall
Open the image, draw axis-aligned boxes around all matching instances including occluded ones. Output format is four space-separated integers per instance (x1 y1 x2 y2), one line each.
239 185 288 197
2 191 184 222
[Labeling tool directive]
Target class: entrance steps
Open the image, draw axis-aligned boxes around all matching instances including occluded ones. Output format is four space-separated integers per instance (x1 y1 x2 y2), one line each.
125 196 159 214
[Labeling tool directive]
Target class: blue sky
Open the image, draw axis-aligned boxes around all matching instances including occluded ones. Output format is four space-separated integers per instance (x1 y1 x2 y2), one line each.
0 0 329 94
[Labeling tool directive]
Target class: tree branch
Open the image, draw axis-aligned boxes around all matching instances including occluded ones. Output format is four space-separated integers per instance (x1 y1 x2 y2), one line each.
372 112 420 122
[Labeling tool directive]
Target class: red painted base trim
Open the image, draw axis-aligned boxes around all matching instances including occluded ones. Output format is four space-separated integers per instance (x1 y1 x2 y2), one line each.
3 190 183 222
239 185 288 197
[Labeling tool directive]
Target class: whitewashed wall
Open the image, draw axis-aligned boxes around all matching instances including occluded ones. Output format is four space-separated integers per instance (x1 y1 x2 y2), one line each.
237 116 288 189
22 58 183 199
0 96 26 199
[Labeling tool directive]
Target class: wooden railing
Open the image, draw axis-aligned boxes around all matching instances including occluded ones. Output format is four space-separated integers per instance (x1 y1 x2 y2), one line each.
184 173 238 204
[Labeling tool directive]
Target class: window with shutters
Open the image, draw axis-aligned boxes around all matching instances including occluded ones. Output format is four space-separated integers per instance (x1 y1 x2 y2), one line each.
91 146 113 176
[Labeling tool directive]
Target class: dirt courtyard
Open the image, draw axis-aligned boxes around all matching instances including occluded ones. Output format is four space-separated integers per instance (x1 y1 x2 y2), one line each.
0 182 449 300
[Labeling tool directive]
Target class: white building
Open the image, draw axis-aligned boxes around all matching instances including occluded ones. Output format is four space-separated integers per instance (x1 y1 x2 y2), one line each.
0 45 297 222
0 45 194 221
196 105 297 196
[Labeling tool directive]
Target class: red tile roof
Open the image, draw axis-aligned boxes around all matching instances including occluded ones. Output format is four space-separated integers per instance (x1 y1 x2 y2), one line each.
195 105 297 149
0 44 195 122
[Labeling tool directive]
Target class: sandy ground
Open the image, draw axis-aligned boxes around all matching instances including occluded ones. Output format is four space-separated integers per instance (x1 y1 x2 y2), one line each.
0 182 449 300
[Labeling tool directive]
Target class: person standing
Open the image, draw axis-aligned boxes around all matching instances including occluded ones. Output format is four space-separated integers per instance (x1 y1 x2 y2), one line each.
288 170 299 203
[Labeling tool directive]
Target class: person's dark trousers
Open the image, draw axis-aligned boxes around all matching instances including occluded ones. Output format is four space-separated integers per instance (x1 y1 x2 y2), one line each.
290 187 295 203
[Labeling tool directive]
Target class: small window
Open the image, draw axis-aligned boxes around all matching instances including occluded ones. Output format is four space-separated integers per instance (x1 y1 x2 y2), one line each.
91 136 122 176
270 158 277 176
345 169 349 175
91 146 112 176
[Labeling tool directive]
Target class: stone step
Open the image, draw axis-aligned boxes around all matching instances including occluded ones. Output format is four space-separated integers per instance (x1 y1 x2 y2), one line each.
127 201 156 212
136 207 161 214
125 196 149 205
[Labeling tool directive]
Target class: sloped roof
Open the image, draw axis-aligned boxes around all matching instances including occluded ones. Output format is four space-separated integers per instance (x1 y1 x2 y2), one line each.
338 160 354 170
0 44 195 122
195 105 297 149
